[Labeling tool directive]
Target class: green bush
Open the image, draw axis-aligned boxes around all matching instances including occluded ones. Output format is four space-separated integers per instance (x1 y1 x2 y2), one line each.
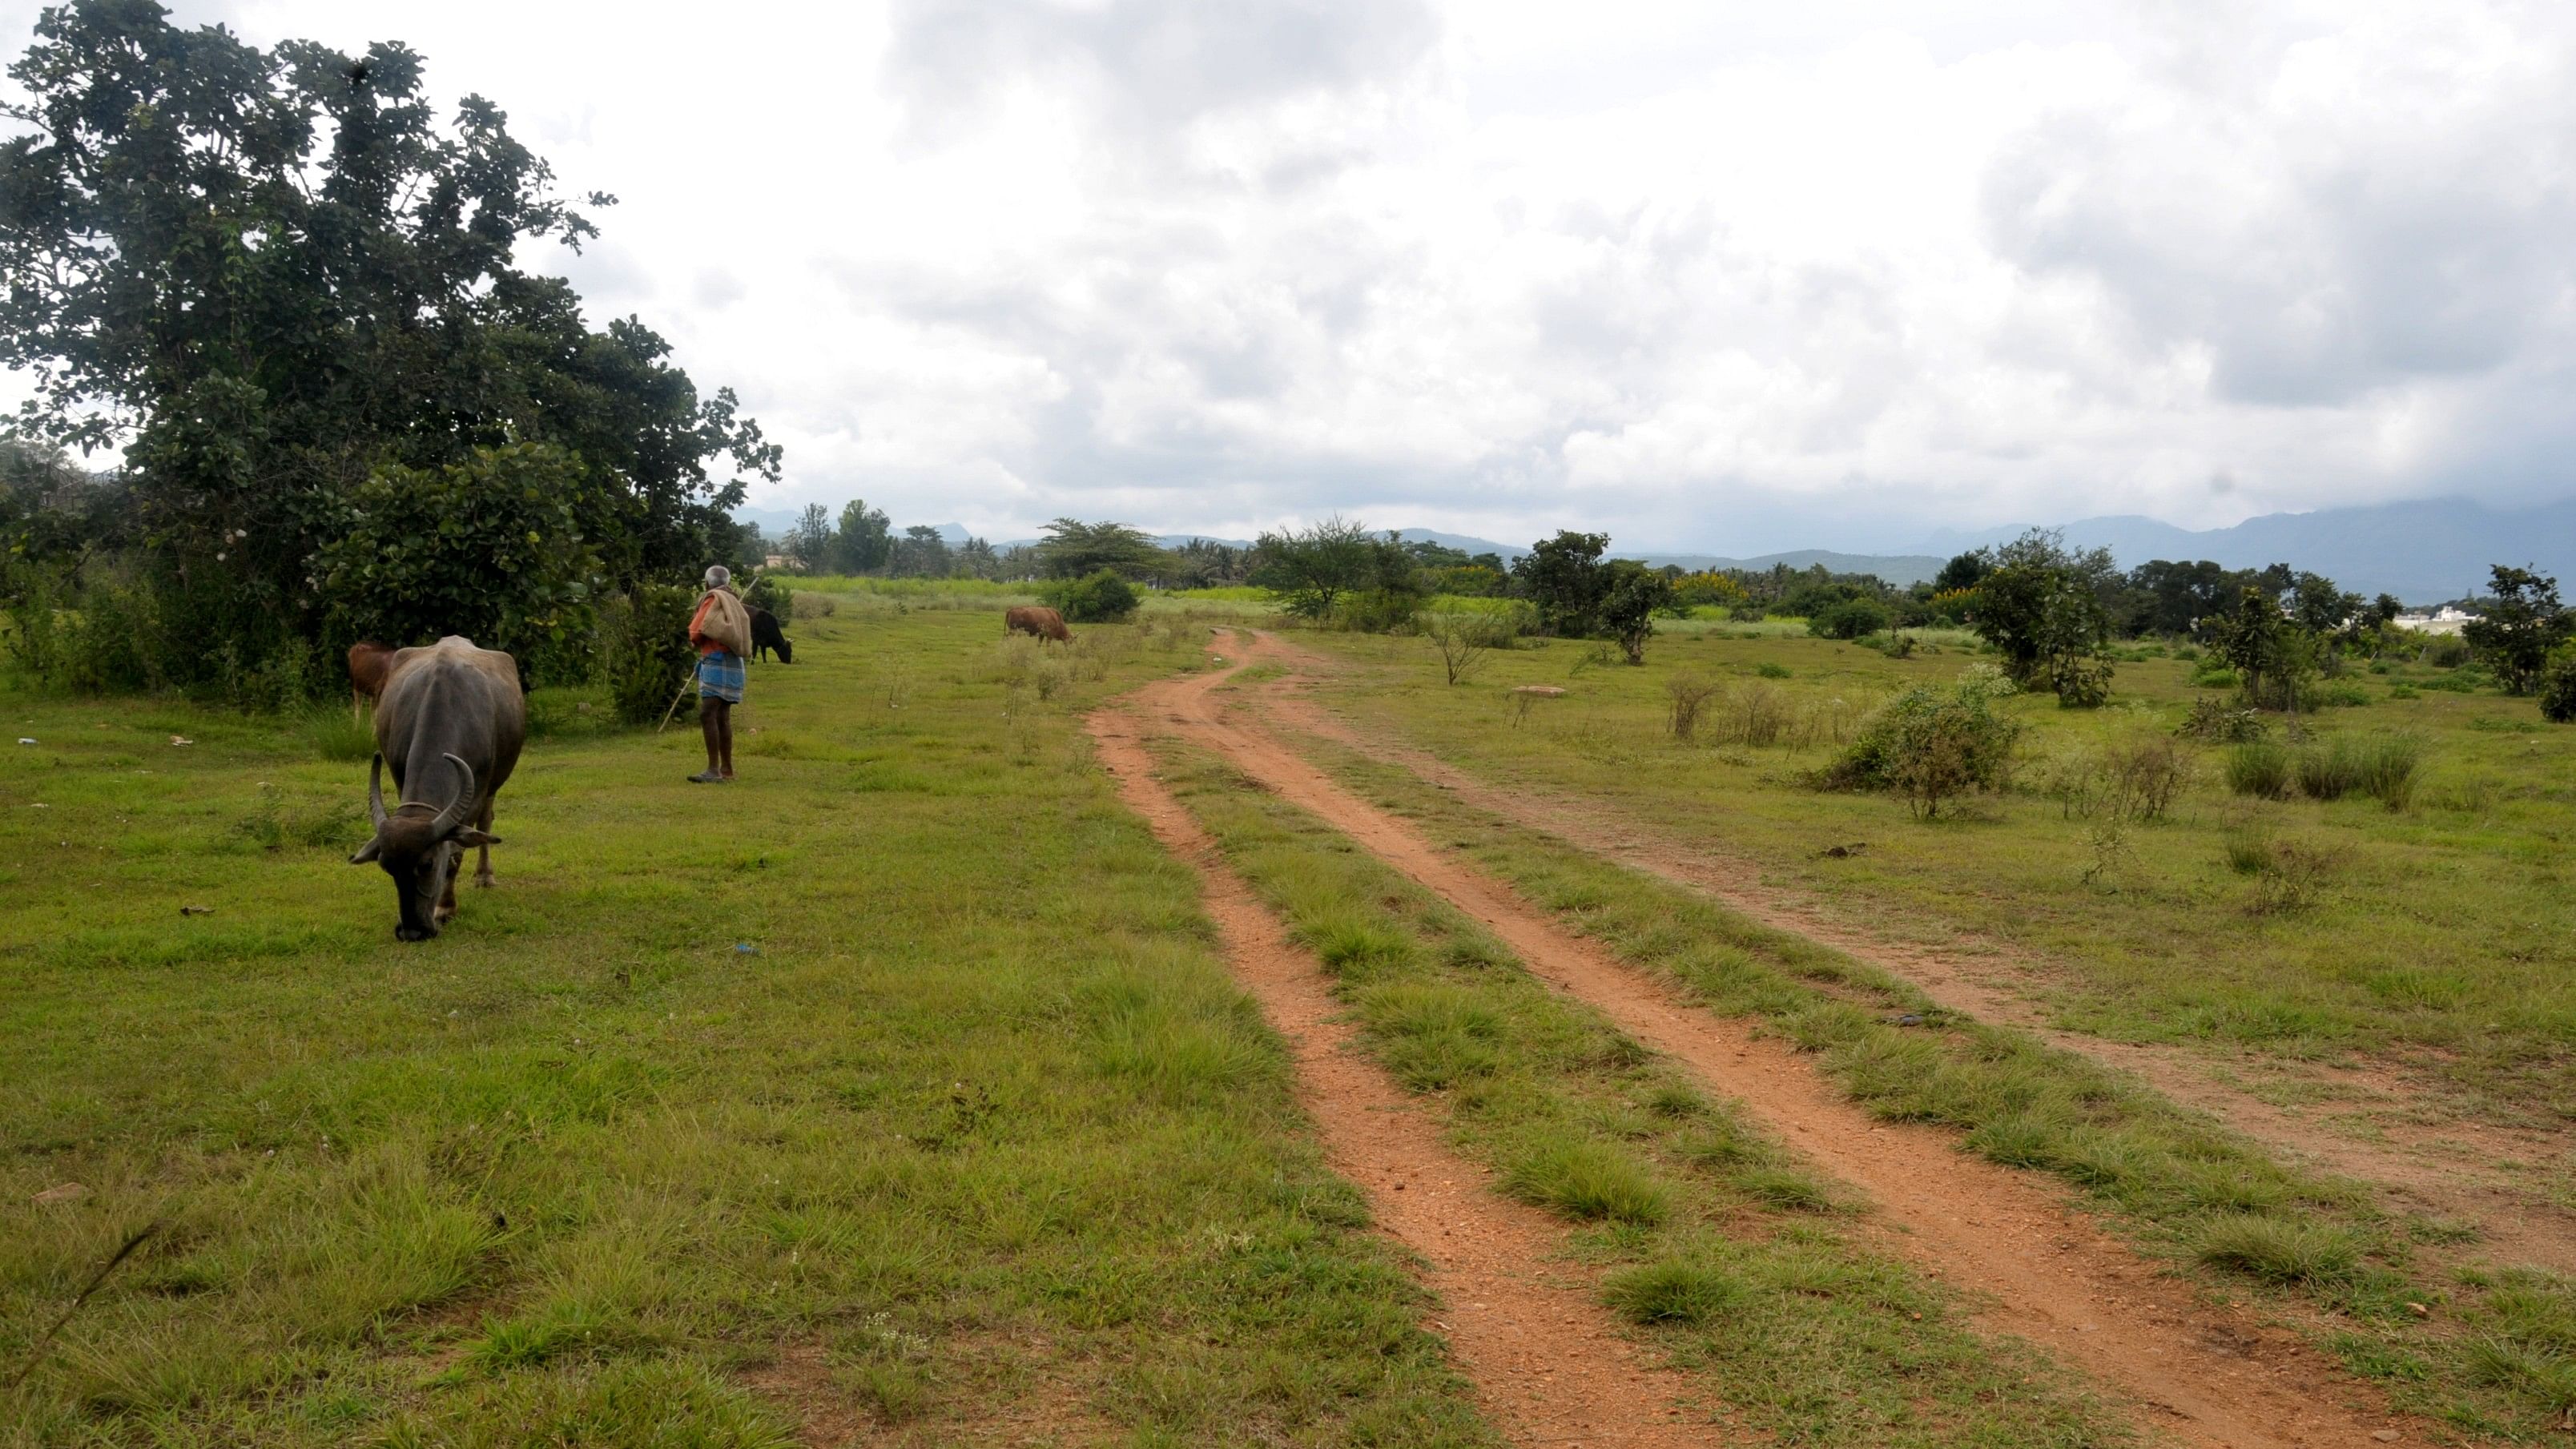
1821 669 2021 818
1333 589 1422 634
2224 742 2293 800
312 442 599 667
602 586 698 725
2420 634 2472 668
1040 570 1139 624
1809 597 1892 640
2542 647 2576 723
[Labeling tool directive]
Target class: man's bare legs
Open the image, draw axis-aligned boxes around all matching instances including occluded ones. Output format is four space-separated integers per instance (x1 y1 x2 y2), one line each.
700 697 734 780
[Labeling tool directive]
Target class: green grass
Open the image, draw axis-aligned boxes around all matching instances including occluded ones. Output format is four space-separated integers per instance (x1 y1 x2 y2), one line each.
0 614 1492 1446
1285 628 2576 1117
1153 739 2131 1447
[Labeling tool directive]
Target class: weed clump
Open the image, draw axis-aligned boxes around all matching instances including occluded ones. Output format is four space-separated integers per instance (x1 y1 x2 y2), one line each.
2195 1215 2363 1284
2178 696 2268 743
1602 1260 1749 1325
1503 1140 1671 1224
2037 735 2192 823
304 706 375 762
2224 741 2294 799
2228 735 2421 809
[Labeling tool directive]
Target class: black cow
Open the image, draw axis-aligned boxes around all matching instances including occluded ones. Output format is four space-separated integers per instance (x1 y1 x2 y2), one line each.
751 606 793 664
348 637 527 941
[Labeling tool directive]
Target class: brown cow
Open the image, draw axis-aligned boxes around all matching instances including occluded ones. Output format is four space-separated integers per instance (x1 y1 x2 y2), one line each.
1004 606 1073 642
348 640 396 714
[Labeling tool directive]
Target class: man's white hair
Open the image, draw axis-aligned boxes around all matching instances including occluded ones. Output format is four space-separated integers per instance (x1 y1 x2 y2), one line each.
704 564 731 588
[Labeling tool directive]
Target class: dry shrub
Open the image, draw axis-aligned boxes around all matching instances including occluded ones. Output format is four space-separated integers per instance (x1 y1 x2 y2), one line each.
1724 682 1790 747
2224 829 2345 913
1666 673 1722 741
2051 735 2192 822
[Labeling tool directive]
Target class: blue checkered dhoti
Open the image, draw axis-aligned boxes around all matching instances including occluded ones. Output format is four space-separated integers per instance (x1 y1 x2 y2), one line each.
695 650 745 703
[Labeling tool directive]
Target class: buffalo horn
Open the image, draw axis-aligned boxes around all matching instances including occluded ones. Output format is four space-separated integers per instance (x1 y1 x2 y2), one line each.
431 752 478 837
366 754 389 829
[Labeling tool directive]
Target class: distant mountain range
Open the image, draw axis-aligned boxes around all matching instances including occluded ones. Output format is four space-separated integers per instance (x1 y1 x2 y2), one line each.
733 496 2574 604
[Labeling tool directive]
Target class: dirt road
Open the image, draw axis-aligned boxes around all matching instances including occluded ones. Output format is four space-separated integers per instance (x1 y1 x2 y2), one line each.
1112 634 2415 1449
1246 645 2576 1276
1088 711 1719 1447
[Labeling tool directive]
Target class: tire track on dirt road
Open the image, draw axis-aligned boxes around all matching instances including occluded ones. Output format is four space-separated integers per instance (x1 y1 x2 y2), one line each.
1243 636 2576 1278
1086 712 1717 1448
1138 637 2415 1449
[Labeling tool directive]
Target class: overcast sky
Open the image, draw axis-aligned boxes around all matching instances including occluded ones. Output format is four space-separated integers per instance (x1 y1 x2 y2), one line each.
10 0 2574 551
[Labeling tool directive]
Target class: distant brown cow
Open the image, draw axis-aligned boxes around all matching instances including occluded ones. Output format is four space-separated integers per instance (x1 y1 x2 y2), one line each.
348 641 397 714
1004 606 1072 642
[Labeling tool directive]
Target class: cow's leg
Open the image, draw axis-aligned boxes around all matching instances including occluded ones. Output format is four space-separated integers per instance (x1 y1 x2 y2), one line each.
474 798 497 888
437 851 460 924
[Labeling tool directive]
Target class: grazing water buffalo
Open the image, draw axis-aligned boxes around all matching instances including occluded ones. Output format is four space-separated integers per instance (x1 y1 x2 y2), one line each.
1004 606 1072 642
750 606 793 663
348 637 526 941
347 640 396 712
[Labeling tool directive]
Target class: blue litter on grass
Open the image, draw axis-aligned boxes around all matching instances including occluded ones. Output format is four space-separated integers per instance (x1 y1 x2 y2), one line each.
733 942 760 955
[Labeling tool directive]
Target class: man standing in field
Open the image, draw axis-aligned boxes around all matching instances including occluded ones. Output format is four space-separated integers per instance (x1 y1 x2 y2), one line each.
689 565 754 783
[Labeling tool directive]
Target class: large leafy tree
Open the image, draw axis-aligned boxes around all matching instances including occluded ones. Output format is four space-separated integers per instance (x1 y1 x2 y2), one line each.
1253 517 1379 619
0 0 778 662
835 499 892 574
1598 559 1672 664
2211 584 2316 712
2463 565 2570 694
1511 530 1612 636
1038 518 1162 579
1967 529 2116 706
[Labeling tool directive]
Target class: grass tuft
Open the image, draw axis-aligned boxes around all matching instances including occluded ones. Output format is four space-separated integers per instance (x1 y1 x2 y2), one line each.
1502 1139 1671 1224
1601 1260 1749 1325
2194 1214 2364 1284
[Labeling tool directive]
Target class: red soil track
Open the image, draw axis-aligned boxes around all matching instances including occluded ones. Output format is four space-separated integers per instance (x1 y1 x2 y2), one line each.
1088 712 1717 1447
1250 646 2576 1277
1109 634 2417 1449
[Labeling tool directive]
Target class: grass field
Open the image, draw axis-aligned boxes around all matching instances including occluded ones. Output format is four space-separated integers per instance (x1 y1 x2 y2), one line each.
0 614 1492 1446
1286 626 2576 1125
12 598 2576 1444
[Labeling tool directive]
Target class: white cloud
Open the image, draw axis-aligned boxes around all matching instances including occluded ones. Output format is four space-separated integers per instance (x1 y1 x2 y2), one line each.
6 0 2574 549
